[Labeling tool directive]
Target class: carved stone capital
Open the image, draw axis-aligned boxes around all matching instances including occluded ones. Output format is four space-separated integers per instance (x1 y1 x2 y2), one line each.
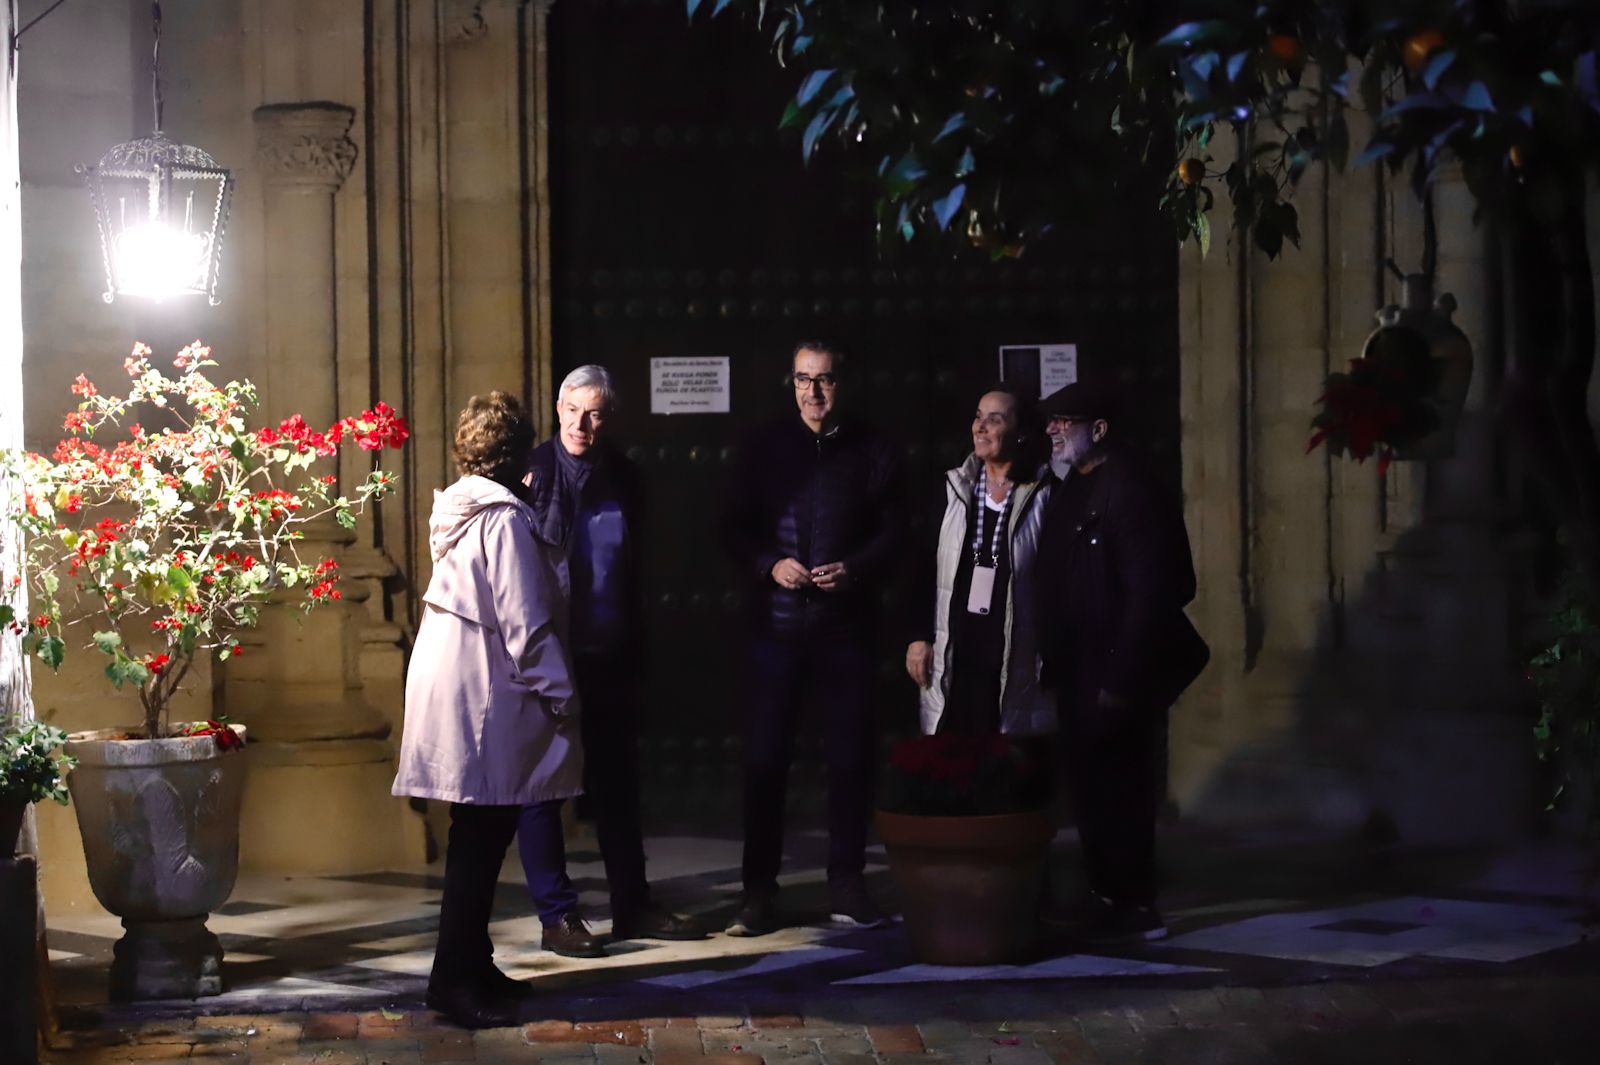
446 0 551 43
445 0 489 44
253 103 359 191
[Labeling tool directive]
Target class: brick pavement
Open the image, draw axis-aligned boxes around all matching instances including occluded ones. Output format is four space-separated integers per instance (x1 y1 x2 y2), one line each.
39 962 1600 1065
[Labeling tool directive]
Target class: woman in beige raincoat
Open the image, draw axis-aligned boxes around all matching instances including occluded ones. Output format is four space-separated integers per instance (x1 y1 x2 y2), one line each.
393 391 582 1029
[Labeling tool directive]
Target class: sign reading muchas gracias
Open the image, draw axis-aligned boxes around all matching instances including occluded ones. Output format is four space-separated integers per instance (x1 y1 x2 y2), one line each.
651 356 730 414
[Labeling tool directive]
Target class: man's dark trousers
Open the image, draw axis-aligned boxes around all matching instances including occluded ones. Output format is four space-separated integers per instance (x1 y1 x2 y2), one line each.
1058 688 1163 908
575 651 650 916
741 635 876 896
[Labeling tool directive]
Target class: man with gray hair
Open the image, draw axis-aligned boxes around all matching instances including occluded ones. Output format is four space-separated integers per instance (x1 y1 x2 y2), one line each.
524 365 706 946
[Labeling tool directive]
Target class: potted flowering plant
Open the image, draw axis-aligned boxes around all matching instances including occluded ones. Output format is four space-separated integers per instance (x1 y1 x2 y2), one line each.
0 718 75 858
1 340 408 1000
875 734 1053 965
1306 315 1444 475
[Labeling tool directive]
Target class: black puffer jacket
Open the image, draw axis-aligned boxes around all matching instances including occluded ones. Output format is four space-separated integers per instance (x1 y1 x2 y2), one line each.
722 416 902 641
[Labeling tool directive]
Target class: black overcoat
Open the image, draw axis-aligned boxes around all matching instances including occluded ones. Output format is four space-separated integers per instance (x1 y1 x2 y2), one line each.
1034 448 1208 713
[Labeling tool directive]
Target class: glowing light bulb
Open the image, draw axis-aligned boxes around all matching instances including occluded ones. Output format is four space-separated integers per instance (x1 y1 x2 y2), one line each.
111 222 209 300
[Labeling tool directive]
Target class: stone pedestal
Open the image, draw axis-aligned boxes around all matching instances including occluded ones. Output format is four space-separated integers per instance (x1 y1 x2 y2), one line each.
110 916 222 1002
0 856 39 1064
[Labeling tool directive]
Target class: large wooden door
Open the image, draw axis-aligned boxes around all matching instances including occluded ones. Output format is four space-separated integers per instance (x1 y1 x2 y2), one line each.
547 0 1179 826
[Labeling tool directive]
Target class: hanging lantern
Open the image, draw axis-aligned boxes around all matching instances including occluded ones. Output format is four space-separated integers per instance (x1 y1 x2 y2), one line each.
76 1 233 305
80 134 232 305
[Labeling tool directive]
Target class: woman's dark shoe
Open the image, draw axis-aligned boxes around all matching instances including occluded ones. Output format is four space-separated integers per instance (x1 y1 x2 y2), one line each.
541 912 607 958
479 964 534 1000
425 982 524 1029
611 903 709 941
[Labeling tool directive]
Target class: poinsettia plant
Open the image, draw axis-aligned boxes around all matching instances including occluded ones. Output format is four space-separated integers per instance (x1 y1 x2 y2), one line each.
1307 326 1440 475
0 341 409 741
879 734 1051 817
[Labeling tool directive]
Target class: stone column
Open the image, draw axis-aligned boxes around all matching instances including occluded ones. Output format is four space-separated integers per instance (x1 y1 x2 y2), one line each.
441 0 556 433
226 102 412 873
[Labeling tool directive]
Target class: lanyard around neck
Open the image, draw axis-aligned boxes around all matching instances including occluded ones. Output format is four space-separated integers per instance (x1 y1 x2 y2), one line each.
971 467 1014 567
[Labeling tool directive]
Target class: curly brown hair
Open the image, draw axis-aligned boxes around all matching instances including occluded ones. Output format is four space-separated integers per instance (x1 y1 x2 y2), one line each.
453 391 533 483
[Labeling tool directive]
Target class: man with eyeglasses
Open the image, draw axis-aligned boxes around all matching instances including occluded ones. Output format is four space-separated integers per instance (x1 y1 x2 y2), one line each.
721 341 903 936
1033 382 1208 945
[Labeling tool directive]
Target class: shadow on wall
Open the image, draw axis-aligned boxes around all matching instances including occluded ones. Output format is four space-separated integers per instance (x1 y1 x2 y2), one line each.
1177 505 1547 848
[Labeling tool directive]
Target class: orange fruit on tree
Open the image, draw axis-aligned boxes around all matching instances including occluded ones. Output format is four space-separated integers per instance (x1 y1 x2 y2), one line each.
1178 158 1206 186
1267 35 1302 63
1509 143 1526 169
1402 29 1445 73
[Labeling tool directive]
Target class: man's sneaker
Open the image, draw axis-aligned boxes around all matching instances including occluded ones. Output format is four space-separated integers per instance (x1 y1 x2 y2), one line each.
724 893 781 937
828 878 892 929
1081 903 1167 944
611 902 708 941
1041 893 1113 930
540 912 607 958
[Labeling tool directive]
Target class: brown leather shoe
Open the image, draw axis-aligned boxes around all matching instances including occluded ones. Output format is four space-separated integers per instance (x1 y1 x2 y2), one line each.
541 912 606 958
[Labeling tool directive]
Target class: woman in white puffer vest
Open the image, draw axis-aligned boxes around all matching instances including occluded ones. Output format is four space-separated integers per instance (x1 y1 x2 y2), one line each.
904 386 1056 737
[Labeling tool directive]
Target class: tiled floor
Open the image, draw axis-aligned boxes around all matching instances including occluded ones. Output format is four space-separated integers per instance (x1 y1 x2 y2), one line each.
44 829 1598 1019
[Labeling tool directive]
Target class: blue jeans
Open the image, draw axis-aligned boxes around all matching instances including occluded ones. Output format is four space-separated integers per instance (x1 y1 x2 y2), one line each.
517 799 578 925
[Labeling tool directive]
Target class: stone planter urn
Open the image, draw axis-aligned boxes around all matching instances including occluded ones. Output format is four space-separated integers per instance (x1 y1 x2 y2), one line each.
0 800 23 858
64 725 247 1001
876 808 1054 966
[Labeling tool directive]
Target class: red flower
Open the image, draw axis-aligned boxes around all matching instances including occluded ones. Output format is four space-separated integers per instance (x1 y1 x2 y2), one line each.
70 374 98 398
147 653 171 675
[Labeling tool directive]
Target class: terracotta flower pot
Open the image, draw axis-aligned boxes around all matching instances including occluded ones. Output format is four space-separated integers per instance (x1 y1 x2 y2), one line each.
64 724 247 1001
876 808 1054 966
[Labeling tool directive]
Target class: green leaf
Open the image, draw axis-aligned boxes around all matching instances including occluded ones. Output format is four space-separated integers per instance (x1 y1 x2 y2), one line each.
801 106 836 162
1195 211 1211 256
934 112 967 142
779 97 806 129
1154 21 1232 49
93 631 122 656
1423 50 1457 91
795 68 835 107
39 636 64 671
931 184 966 231
0 605 13 627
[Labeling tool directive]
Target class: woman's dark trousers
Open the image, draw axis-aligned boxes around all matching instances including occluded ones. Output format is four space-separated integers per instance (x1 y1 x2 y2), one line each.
433 800 579 989
432 803 520 990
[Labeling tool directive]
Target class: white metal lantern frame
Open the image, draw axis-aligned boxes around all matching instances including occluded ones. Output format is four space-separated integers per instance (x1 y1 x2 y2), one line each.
79 132 234 306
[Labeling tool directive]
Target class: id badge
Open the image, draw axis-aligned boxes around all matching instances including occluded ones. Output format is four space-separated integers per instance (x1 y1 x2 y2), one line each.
966 565 996 615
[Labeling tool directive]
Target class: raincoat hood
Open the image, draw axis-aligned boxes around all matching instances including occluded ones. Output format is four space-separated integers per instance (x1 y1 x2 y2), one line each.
429 475 537 562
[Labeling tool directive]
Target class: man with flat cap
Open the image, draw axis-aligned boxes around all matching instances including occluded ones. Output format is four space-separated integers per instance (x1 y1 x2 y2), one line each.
1033 381 1208 943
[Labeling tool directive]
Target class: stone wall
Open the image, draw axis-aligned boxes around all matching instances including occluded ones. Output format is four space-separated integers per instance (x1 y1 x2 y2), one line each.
1172 115 1538 845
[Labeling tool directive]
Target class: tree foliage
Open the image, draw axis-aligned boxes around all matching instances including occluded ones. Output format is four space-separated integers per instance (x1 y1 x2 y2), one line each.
690 0 1600 260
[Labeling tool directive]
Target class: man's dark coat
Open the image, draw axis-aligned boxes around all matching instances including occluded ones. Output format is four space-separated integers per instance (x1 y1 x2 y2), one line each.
1034 448 1208 714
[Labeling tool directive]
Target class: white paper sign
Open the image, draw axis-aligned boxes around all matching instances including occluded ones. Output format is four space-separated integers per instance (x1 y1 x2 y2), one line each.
999 343 1078 399
650 357 730 415
1038 344 1078 396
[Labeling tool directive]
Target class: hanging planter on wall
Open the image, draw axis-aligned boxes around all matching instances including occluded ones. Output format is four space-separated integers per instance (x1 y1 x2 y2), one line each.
1308 273 1474 473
